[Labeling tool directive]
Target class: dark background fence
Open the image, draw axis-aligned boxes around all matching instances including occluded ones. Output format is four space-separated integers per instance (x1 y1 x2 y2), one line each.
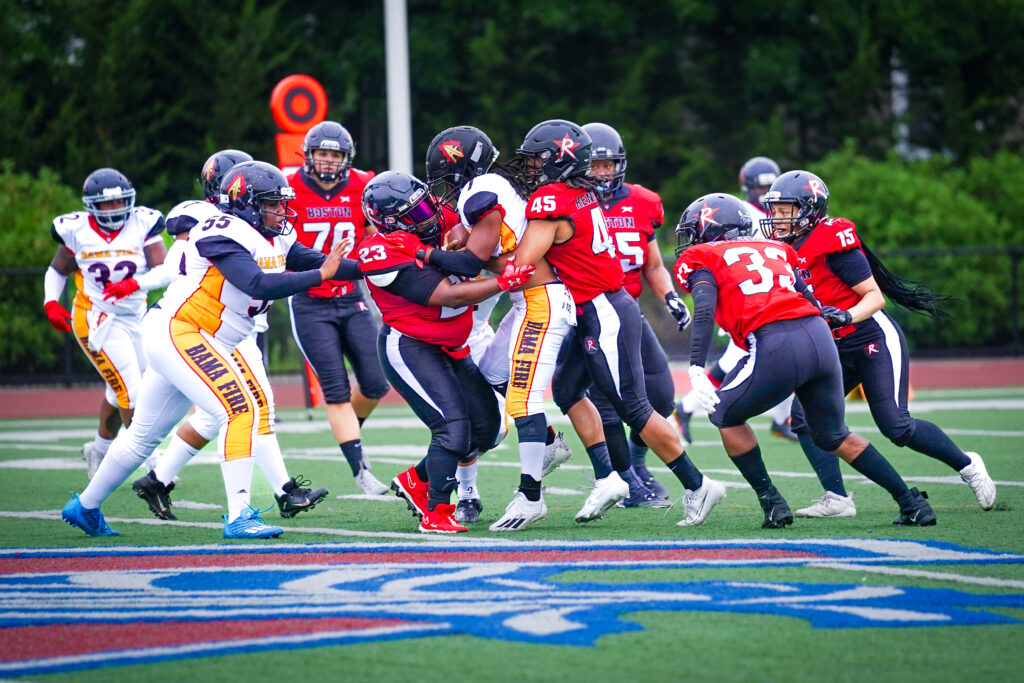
3 245 1020 387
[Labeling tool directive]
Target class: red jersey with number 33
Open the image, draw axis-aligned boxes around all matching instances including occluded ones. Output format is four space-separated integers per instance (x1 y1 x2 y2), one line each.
288 167 375 298
599 183 663 299
674 238 819 350
526 183 624 304
356 232 473 348
794 216 864 312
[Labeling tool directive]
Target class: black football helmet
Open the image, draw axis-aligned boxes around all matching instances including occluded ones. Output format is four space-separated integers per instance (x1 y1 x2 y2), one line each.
761 170 829 243
303 121 355 185
738 156 781 204
674 193 755 255
199 149 253 202
515 119 592 190
582 122 627 196
425 126 499 208
220 161 297 236
82 168 136 231
361 171 443 245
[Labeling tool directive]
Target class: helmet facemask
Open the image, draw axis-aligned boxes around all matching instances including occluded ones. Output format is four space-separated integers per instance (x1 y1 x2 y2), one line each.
84 187 136 231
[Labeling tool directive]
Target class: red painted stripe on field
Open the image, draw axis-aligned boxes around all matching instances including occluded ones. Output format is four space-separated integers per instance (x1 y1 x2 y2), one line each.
0 548 818 574
0 616 417 663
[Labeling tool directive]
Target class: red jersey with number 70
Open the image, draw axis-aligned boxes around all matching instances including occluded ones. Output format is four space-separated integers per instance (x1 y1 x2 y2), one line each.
525 183 624 304
673 238 819 350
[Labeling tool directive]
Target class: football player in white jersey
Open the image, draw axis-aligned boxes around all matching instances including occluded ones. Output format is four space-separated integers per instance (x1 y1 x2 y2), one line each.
674 156 798 443
44 168 172 479
128 150 328 523
62 161 357 539
411 125 576 532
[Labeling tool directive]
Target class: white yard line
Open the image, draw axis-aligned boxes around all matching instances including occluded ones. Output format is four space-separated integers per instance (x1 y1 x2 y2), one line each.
811 562 1024 589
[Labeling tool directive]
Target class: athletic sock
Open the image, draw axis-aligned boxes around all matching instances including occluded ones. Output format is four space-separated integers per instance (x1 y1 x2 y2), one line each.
92 434 114 457
456 459 479 500
906 419 971 470
414 459 429 483
79 443 137 509
221 456 256 522
545 425 556 446
585 442 614 480
339 440 363 476
514 413 547 481
154 435 200 487
730 445 772 497
628 438 649 470
666 451 703 491
519 473 542 502
846 443 909 500
602 422 632 474
425 443 460 509
253 434 290 496
798 433 847 496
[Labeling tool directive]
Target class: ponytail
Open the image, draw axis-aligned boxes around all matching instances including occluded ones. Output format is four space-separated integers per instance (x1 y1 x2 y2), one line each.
861 241 954 319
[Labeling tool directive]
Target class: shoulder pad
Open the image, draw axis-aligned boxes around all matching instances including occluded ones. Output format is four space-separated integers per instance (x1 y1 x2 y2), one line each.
802 216 860 257
356 233 418 275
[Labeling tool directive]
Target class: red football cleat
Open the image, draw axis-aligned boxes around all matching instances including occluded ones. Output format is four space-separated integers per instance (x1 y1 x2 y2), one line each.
419 503 468 534
391 466 429 519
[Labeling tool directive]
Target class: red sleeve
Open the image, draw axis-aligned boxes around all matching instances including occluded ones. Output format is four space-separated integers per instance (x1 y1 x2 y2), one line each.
673 247 706 293
356 232 420 275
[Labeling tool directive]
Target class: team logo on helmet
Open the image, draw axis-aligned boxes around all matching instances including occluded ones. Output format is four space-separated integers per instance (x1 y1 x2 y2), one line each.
699 205 720 229
201 159 217 182
804 178 827 199
440 140 464 163
226 175 246 201
554 133 579 161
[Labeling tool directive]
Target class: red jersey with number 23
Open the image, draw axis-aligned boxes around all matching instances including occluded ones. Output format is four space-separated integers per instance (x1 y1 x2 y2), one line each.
674 238 819 350
356 232 473 349
288 167 375 298
525 183 623 304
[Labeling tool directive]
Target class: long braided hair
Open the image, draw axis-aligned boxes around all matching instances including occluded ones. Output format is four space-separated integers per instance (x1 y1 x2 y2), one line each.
861 240 954 318
493 157 600 200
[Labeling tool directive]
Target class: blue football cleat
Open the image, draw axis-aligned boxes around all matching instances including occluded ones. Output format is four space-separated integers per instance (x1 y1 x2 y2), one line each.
223 505 284 539
62 492 119 537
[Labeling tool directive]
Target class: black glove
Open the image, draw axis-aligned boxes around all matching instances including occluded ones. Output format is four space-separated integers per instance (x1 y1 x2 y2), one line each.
821 305 853 329
665 292 692 331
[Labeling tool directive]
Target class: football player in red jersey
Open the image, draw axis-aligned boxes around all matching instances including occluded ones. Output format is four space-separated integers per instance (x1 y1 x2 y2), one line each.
763 170 995 516
674 155 799 444
286 121 392 497
580 122 690 508
507 119 725 527
675 192 936 527
357 171 535 533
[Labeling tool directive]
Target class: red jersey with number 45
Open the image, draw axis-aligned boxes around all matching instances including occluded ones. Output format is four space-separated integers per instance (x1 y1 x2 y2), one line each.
288 167 376 298
356 232 474 349
599 183 663 299
674 239 819 350
526 183 624 304
794 216 864 312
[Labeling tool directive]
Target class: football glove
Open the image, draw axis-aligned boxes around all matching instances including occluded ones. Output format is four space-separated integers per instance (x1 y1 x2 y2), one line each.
665 292 692 331
821 306 853 329
688 365 720 413
497 256 535 291
44 300 72 333
102 277 140 301
383 230 425 260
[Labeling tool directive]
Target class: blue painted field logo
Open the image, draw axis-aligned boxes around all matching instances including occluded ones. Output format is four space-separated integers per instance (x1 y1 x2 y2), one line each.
1 539 1022 676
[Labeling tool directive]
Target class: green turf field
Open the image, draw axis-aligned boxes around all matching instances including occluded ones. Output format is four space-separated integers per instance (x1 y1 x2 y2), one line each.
2 386 1022 681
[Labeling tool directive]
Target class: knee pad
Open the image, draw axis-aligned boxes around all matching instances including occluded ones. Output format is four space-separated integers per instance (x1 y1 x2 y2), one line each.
513 413 548 443
189 408 222 442
357 379 391 401
553 381 587 415
880 419 915 447
810 428 849 453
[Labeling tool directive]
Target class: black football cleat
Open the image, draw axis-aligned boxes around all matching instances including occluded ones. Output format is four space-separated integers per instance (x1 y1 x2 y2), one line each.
132 470 177 521
454 498 483 524
276 475 329 518
769 419 799 442
893 488 937 526
758 485 794 529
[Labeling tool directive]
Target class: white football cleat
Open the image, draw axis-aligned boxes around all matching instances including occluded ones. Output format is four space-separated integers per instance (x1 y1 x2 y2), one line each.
574 471 629 523
354 468 390 496
489 491 547 532
542 432 572 477
677 476 726 527
83 441 103 480
794 490 857 518
959 451 996 511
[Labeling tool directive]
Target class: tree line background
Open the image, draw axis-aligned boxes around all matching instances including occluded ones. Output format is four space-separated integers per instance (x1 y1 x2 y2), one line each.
2 0 1023 379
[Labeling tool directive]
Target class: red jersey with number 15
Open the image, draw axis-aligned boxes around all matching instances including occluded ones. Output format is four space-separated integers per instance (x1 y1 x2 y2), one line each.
674 238 819 350
356 232 474 349
600 183 663 299
287 167 376 298
525 183 623 304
